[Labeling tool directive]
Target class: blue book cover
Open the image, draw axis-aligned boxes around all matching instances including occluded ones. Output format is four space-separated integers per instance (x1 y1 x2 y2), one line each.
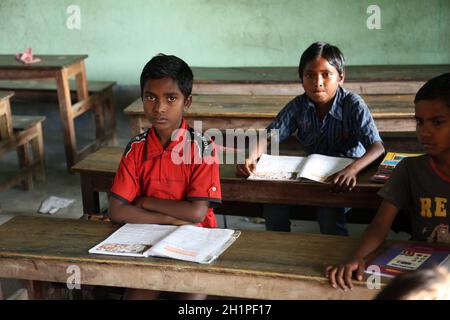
365 242 450 278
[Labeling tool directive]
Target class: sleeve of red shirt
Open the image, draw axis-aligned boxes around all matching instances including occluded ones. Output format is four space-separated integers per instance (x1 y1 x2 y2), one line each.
110 145 141 204
186 143 222 208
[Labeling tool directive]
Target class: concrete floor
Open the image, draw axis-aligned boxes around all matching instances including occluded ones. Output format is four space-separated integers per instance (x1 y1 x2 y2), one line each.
0 90 410 299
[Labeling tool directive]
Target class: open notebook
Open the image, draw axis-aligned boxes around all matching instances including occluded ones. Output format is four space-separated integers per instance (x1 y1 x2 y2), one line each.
89 223 241 264
248 153 354 183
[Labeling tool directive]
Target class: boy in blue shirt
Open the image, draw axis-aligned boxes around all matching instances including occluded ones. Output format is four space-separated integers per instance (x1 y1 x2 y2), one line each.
238 42 385 235
327 73 450 290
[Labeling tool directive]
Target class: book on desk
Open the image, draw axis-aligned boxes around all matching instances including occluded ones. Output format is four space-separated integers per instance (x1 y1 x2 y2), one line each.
365 242 450 280
248 153 354 183
370 152 422 183
89 223 241 264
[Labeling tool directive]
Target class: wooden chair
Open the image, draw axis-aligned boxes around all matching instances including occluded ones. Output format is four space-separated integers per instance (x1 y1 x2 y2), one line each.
0 92 46 191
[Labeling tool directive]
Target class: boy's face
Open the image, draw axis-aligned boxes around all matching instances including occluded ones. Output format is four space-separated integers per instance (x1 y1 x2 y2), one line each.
142 77 192 134
415 99 450 158
302 57 344 109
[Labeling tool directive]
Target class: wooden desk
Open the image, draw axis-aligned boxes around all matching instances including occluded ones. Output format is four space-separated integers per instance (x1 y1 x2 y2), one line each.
72 147 383 215
0 215 378 299
0 54 110 171
124 94 415 135
191 65 450 95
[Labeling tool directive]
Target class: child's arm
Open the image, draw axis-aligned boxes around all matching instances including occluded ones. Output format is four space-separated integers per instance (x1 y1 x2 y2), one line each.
237 136 269 177
326 200 399 290
330 141 385 192
108 197 192 225
134 197 209 224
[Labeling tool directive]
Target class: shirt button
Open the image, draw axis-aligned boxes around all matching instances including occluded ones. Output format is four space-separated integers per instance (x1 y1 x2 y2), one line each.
211 186 217 192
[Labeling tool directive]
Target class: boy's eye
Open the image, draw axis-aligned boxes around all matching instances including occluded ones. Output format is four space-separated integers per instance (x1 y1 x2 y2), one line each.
432 119 444 126
416 119 423 125
145 96 156 102
168 96 177 102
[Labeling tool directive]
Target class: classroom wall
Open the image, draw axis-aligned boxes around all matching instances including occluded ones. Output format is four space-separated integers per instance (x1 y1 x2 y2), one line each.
0 0 449 85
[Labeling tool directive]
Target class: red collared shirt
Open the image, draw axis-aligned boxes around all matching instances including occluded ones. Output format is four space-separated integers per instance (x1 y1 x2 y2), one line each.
110 119 221 228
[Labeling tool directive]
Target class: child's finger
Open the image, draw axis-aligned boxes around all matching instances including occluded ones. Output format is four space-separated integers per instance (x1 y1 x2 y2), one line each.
344 265 355 290
326 266 338 288
336 266 348 291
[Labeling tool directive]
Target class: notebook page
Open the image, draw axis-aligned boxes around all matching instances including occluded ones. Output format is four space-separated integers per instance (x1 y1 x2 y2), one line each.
89 224 177 257
248 153 307 181
145 225 236 263
298 154 354 183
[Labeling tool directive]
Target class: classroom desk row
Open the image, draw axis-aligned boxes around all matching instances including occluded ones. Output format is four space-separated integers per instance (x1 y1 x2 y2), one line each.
190 65 450 95
0 215 381 299
124 94 416 136
72 147 384 216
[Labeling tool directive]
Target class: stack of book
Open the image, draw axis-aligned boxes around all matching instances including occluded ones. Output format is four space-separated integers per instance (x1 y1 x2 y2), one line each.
370 152 422 183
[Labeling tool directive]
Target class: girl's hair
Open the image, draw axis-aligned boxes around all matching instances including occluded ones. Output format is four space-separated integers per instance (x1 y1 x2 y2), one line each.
298 41 345 82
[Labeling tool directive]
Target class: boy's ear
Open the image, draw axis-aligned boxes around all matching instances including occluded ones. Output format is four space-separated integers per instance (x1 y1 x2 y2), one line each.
338 72 345 85
183 95 192 111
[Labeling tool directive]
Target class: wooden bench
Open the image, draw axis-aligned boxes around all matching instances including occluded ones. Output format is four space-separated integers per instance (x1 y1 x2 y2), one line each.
0 215 381 299
0 92 46 191
0 79 117 151
0 54 116 171
124 94 416 136
191 65 450 95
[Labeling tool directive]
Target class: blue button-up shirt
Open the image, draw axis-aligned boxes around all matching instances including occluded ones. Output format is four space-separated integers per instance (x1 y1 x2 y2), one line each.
267 87 382 157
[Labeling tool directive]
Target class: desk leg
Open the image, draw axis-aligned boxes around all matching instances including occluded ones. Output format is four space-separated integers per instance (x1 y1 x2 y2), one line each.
56 68 77 172
80 174 100 214
75 61 89 102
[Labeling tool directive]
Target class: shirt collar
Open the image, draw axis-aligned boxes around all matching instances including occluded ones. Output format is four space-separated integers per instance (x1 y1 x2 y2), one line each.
305 86 343 121
147 118 189 158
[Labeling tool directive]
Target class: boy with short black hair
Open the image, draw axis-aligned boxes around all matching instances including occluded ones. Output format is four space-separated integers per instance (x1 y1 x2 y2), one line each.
109 54 222 299
238 41 385 235
327 73 450 291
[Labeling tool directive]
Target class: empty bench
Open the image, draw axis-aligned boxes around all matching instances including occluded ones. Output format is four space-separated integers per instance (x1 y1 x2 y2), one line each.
0 92 45 191
0 78 117 171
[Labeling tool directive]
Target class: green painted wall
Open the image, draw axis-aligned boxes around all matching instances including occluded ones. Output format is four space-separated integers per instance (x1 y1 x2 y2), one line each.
0 0 449 85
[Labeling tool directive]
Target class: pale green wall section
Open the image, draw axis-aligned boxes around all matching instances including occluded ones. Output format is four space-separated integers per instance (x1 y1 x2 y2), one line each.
0 0 449 85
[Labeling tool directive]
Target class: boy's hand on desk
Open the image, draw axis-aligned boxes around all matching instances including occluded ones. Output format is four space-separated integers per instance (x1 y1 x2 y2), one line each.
326 257 366 291
236 159 257 177
328 166 358 193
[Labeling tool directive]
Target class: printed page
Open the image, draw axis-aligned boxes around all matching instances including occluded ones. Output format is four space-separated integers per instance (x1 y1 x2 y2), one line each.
298 154 354 183
89 224 177 257
248 153 307 181
144 225 237 264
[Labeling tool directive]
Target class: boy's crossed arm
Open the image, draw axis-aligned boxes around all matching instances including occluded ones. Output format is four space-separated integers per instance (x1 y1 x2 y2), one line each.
109 196 208 225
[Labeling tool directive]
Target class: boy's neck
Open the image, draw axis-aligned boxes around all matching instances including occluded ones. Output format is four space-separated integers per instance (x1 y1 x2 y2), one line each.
315 101 333 121
430 153 450 178
154 119 183 149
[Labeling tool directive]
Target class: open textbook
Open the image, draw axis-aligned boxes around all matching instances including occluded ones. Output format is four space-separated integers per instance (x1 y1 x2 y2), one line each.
248 153 354 183
89 223 241 264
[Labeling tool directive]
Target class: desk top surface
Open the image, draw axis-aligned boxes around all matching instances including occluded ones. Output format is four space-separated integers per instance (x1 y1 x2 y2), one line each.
124 94 415 118
0 215 366 282
191 65 450 83
0 54 88 69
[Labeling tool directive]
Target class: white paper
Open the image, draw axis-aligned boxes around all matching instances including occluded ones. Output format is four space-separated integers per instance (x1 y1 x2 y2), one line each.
89 224 177 257
298 154 355 183
248 154 306 181
248 153 354 183
144 225 236 263
38 196 75 214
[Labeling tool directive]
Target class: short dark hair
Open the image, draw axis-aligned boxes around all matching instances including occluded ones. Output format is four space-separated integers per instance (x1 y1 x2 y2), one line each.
414 72 450 107
298 41 345 82
140 54 193 98
375 267 450 300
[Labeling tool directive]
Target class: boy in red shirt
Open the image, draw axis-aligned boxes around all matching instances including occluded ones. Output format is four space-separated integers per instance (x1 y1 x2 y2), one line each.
109 54 222 299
